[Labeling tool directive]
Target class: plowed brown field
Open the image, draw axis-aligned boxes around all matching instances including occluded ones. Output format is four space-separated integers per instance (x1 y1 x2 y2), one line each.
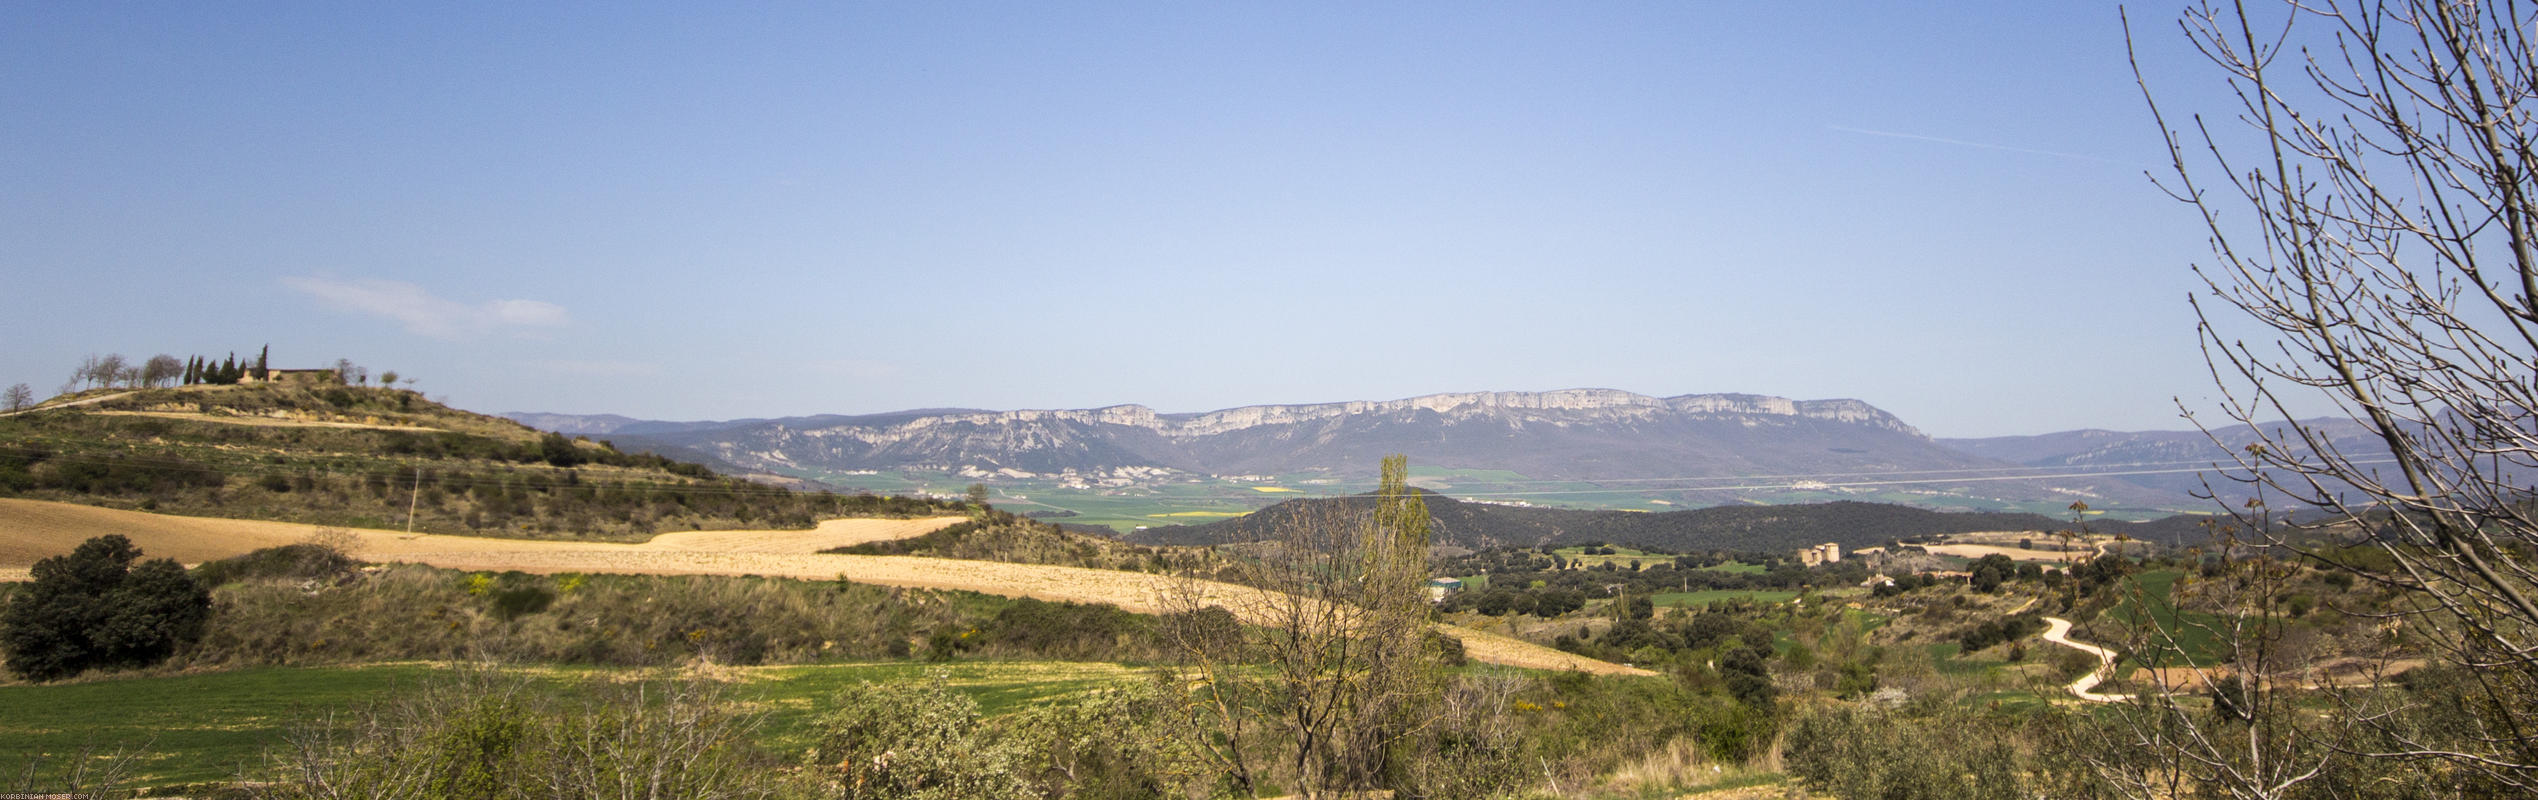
0 499 1645 675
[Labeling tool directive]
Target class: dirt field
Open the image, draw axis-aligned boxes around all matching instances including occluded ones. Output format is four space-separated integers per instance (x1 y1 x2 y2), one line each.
0 499 1644 675
1921 543 2095 562
1918 530 2110 563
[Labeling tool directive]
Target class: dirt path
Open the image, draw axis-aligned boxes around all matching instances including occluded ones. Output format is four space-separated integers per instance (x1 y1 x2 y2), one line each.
0 499 1647 675
2041 616 2132 702
90 409 445 432
0 390 134 418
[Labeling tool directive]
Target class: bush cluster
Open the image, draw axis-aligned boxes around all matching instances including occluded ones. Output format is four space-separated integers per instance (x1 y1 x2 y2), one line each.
176 555 1176 670
1783 703 2035 800
1956 614 2045 654
189 541 356 587
831 509 1214 574
1 535 212 681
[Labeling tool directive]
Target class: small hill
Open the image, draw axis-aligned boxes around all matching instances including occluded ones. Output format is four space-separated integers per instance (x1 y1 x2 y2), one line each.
0 383 961 540
1130 492 2204 553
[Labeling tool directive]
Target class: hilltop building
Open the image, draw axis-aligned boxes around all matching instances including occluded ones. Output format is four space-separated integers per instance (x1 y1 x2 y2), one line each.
1797 542 1842 567
241 368 344 386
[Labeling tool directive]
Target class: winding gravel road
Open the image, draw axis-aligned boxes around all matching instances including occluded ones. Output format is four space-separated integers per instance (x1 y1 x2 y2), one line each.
2041 616 2132 702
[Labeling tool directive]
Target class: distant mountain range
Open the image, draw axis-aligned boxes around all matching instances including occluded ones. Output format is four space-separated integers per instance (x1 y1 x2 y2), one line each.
1940 418 2392 503
508 389 2197 510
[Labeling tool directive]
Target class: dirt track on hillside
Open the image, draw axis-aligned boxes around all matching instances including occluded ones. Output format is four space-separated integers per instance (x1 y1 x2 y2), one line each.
2041 617 2131 702
90 409 446 432
0 499 1646 675
0 391 133 418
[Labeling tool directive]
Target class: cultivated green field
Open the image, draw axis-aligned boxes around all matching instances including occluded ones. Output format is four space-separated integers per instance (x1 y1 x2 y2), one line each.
0 661 1149 789
2104 569 2230 666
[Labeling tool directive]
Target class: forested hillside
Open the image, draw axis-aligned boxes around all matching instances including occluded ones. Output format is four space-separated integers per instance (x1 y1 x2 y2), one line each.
1132 492 2210 552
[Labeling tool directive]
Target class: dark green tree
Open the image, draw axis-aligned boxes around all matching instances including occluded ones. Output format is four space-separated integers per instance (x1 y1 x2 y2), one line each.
538 432 586 467
1 534 212 681
1969 553 2013 593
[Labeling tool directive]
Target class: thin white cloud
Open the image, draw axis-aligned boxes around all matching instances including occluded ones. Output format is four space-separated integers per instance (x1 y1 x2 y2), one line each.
283 276 570 339
1828 124 2127 164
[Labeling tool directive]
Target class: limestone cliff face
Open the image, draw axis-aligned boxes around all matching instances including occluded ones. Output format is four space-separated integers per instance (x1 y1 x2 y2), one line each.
656 389 1936 478
815 389 1923 441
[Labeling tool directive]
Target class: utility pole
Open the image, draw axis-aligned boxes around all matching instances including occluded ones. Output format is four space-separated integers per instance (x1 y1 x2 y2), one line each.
405 465 421 534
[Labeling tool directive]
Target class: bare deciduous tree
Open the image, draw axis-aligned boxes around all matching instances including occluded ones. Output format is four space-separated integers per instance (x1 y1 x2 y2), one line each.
2 383 31 412
2131 0 2538 791
140 354 182 388
69 354 130 390
69 355 99 391
1163 454 1450 798
2065 516 2396 800
91 353 127 388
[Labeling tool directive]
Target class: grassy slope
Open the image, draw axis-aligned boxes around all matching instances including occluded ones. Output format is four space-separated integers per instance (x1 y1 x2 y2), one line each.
0 384 960 540
2101 568 2232 667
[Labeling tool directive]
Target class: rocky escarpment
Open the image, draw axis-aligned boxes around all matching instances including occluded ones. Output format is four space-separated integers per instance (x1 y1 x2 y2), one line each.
838 390 1925 442
559 389 1971 483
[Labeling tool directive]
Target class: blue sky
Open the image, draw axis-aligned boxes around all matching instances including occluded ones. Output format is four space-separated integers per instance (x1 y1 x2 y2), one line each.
3 3 2255 437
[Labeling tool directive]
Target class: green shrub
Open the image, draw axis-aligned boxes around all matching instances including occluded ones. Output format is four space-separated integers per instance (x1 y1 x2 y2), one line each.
1001 678 1216 800
1784 704 2028 800
1 535 212 681
985 598 1148 661
810 673 1033 799
486 574 556 622
191 543 356 587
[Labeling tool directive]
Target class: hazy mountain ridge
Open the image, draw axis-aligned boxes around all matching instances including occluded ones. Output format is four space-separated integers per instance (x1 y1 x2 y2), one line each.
1940 418 2392 501
513 389 1941 479
510 390 2193 509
